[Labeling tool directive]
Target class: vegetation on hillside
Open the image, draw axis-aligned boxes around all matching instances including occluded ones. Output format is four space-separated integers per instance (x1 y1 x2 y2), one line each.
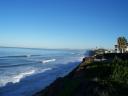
81 57 128 96
35 57 128 96
111 57 128 84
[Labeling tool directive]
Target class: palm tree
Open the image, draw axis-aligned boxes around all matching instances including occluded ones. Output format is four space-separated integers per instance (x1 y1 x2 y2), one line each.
117 37 127 53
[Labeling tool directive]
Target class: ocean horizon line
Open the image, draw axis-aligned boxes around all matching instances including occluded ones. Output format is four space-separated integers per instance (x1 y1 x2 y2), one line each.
0 46 88 51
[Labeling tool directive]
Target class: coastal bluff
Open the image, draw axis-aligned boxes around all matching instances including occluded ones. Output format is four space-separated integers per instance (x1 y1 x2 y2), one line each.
34 53 128 96
34 57 95 96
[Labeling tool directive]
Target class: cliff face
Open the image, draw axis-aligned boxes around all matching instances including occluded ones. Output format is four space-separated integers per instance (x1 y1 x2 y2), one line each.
34 56 128 96
34 58 92 96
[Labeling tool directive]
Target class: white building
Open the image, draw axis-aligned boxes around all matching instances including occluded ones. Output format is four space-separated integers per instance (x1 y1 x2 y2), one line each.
115 43 128 53
115 45 120 53
126 43 128 52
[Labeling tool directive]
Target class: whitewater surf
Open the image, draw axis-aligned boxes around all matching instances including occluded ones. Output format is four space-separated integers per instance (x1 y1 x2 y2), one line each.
0 47 87 96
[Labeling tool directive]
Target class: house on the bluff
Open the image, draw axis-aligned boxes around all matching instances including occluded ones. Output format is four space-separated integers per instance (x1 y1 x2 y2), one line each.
115 43 128 53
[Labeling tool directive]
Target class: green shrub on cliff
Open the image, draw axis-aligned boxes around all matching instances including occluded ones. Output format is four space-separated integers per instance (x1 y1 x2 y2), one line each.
110 58 128 84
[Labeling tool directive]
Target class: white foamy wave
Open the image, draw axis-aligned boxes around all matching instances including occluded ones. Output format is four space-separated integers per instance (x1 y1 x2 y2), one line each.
0 70 36 87
42 59 56 64
0 68 53 87
79 56 85 61
13 70 36 83
40 68 52 73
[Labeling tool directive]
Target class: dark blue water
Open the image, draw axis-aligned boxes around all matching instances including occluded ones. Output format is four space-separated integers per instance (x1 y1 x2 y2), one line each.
0 47 87 96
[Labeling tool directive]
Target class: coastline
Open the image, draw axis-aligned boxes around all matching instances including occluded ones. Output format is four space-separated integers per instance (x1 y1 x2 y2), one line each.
33 50 95 96
34 53 128 96
33 58 86 96
0 48 86 96
33 54 94 96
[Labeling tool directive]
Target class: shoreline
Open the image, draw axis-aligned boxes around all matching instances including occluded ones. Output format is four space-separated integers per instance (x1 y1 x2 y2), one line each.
33 56 92 96
32 62 82 96
0 48 87 96
34 53 128 96
33 50 95 96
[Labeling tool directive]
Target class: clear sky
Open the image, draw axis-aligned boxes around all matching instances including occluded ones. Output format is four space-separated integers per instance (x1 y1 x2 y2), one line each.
0 0 128 49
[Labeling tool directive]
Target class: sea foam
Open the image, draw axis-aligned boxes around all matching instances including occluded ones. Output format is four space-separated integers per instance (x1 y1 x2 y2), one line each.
13 70 36 83
42 59 56 64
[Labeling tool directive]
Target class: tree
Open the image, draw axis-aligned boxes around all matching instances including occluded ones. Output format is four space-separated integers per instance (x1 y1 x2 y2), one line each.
117 37 127 53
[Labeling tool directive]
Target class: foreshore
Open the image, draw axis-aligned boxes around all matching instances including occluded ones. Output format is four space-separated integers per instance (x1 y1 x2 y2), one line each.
34 53 128 96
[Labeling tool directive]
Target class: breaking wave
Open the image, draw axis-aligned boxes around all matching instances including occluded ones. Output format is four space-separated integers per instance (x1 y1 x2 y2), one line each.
13 70 36 83
0 68 52 87
41 59 56 64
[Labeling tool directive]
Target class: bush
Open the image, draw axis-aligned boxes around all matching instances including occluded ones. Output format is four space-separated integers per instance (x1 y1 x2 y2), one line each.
110 57 128 84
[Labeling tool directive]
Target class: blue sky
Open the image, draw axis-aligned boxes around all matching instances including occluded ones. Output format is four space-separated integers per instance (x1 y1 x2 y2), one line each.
0 0 128 49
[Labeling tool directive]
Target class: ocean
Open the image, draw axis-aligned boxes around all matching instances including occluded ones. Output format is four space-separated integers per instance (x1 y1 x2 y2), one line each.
0 47 87 96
